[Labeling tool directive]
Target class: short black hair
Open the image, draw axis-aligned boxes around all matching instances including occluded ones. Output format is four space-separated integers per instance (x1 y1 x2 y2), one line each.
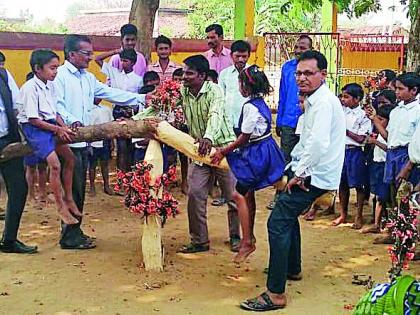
238 65 273 97
0 51 5 63
143 71 160 85
155 35 172 48
183 55 209 76
377 104 395 120
30 49 60 72
341 83 364 101
297 34 313 48
396 72 420 94
119 48 137 64
298 50 328 70
64 34 91 60
231 40 251 54
120 24 137 38
26 72 34 81
207 70 218 82
377 89 397 104
381 69 396 82
205 24 223 36
172 68 184 78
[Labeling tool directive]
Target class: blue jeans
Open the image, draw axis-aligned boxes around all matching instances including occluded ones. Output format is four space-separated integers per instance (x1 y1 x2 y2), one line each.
267 182 326 294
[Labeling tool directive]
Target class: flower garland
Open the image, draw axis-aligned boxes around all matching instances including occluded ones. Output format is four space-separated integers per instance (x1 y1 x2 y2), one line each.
114 161 179 225
387 182 419 280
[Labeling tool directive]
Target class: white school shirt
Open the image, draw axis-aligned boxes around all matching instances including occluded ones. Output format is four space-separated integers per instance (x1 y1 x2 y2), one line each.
240 102 268 139
408 123 420 164
101 62 143 97
386 99 420 148
89 105 113 148
17 76 57 124
55 60 145 148
288 84 346 190
373 134 387 163
343 105 372 146
218 65 249 128
0 70 20 137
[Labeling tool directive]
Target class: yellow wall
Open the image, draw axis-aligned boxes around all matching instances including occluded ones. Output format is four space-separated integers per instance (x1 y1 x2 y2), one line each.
3 48 262 87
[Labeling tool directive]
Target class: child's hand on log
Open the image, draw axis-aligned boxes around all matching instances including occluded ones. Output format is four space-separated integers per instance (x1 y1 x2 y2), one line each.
56 126 75 143
210 149 224 165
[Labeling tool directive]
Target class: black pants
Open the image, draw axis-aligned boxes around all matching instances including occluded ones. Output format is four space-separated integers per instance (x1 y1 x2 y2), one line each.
60 147 88 245
0 137 28 242
280 126 300 164
266 183 326 294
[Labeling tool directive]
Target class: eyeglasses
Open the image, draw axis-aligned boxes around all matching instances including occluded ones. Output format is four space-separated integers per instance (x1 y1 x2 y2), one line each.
294 70 320 78
77 50 94 57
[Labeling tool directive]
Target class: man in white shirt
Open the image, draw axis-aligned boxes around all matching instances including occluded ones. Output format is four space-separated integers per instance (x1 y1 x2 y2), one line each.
241 51 345 311
95 48 143 172
56 34 146 250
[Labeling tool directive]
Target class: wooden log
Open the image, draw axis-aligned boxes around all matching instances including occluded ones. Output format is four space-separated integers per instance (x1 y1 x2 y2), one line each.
141 139 164 272
0 120 153 162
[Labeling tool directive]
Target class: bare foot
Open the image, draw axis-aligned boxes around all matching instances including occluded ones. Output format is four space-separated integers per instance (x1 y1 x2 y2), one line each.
304 209 316 221
233 242 256 264
331 216 346 226
361 226 380 234
351 217 363 230
64 198 83 217
57 204 79 225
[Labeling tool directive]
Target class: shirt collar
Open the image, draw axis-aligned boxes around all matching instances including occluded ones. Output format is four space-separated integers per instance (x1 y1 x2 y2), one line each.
209 46 230 57
229 64 249 74
151 60 177 68
63 60 85 74
33 75 52 91
306 84 329 107
398 99 419 110
186 81 211 98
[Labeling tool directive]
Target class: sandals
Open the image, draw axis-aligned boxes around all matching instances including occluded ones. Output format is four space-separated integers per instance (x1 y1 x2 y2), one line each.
177 243 209 254
211 198 227 207
240 292 286 312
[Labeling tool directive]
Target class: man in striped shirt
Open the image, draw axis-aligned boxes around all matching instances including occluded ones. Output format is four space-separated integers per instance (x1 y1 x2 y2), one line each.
178 55 240 254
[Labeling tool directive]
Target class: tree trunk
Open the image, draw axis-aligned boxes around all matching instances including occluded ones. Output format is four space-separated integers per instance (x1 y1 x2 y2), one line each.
406 4 420 72
129 0 160 62
0 120 152 162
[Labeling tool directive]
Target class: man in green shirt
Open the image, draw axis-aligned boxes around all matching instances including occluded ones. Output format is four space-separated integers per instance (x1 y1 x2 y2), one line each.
178 55 240 254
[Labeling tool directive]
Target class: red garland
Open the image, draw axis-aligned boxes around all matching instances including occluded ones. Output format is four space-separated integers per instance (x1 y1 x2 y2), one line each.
114 161 179 225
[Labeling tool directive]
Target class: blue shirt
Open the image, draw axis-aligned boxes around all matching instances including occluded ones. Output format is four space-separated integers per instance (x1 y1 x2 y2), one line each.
55 61 145 147
276 59 301 128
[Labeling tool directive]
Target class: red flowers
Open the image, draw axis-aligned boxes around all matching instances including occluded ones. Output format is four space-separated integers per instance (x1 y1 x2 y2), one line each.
147 79 184 128
114 161 179 225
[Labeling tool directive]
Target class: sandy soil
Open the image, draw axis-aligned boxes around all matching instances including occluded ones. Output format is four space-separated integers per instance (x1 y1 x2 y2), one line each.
0 182 419 315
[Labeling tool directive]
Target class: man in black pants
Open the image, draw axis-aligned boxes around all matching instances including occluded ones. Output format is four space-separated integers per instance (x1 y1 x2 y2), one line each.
241 51 346 311
0 68 37 254
55 34 147 250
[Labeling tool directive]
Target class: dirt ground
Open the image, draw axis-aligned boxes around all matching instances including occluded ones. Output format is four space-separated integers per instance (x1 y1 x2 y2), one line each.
0 179 419 315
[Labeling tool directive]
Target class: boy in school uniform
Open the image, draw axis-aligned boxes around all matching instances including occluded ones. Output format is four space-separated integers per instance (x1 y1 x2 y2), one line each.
88 99 114 197
110 24 147 77
147 35 179 81
332 83 372 229
95 48 143 172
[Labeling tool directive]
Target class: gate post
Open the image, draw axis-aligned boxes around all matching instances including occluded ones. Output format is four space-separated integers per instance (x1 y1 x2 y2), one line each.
234 0 255 39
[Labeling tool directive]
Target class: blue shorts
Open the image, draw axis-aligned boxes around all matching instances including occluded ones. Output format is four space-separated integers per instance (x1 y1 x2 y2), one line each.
384 146 420 185
340 147 368 189
22 120 56 165
369 162 390 202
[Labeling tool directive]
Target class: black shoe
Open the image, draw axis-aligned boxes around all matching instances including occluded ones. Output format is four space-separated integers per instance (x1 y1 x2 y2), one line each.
177 243 209 254
60 238 96 250
0 240 38 254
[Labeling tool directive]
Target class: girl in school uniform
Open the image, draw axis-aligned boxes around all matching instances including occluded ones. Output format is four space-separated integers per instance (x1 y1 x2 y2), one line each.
18 49 81 225
211 65 285 263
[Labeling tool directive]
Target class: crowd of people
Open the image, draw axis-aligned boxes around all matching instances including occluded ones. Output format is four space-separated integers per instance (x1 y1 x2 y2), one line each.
0 22 419 311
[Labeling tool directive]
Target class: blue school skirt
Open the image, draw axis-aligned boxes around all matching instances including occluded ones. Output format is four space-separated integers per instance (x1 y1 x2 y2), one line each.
341 146 368 189
370 161 389 202
384 146 420 185
22 120 56 165
226 135 285 193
